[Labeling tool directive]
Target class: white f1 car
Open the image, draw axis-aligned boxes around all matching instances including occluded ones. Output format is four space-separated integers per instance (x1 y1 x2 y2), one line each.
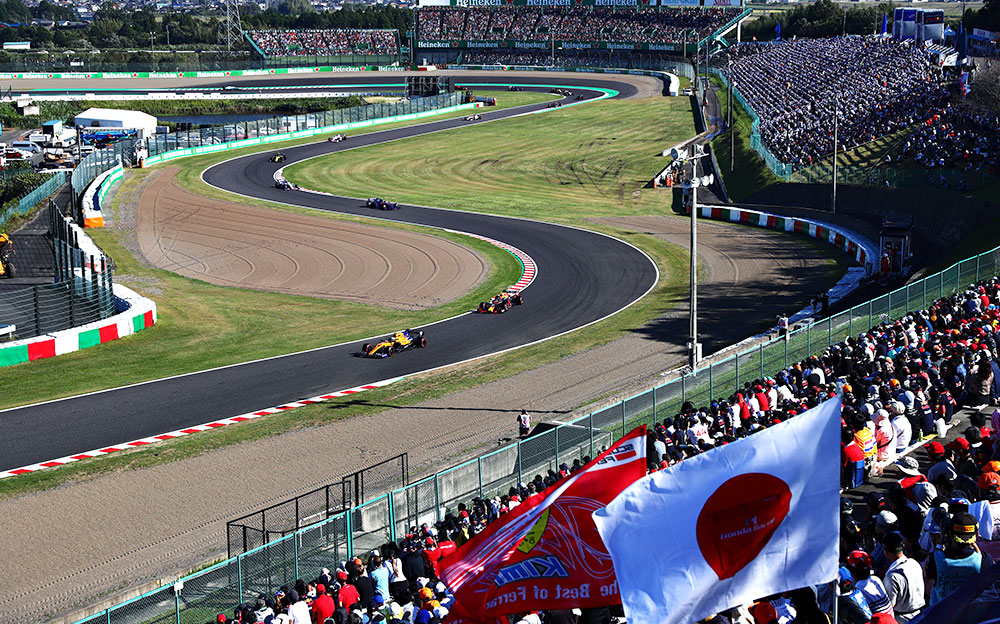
464 114 482 121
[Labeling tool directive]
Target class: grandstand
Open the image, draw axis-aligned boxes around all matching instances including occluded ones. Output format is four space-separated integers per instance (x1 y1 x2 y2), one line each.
415 3 750 63
244 28 403 67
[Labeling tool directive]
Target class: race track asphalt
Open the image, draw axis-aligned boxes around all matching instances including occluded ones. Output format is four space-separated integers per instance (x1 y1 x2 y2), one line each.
0 79 658 471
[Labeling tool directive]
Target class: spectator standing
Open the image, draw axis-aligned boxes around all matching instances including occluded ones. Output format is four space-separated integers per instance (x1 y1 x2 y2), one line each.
927 512 993 604
312 585 336 623
286 590 311 624
879 532 924 622
369 552 390 600
518 409 531 438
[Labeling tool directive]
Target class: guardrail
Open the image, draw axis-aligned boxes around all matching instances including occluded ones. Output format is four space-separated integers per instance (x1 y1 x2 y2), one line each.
72 234 1000 623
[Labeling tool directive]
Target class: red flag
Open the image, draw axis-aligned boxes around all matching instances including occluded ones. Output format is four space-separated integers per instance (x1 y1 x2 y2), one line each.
440 427 648 622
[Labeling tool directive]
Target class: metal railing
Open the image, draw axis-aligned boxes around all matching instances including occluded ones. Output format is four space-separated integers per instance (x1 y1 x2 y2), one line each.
74 240 1000 624
69 92 465 214
0 201 116 343
226 453 408 558
144 92 463 159
0 170 67 232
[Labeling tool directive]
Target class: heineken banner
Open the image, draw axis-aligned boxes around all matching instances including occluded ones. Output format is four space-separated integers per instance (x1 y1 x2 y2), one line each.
418 40 683 51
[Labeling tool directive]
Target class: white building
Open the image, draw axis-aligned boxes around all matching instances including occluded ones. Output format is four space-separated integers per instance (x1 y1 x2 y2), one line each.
73 108 158 140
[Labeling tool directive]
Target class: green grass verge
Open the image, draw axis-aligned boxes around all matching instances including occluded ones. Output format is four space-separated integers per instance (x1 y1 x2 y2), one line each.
0 224 689 500
284 96 699 222
708 77 780 203
0 94 563 411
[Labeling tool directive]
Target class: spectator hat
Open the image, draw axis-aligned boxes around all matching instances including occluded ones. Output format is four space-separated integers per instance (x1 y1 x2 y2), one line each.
951 512 979 544
881 531 905 554
875 510 898 531
948 438 970 452
979 471 1000 492
927 441 946 458
986 461 1000 474
896 456 921 476
418 588 434 601
337 570 349 581
316 584 325 594
845 550 872 572
288 590 299 603
217 615 227 624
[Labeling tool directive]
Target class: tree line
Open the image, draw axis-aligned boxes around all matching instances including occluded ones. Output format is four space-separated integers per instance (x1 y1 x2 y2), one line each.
0 0 412 51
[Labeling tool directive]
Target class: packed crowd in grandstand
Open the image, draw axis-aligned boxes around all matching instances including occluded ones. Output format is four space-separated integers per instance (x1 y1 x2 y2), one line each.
212 271 1000 623
894 106 1000 175
459 50 667 68
418 7 736 43
718 36 947 167
245 29 399 57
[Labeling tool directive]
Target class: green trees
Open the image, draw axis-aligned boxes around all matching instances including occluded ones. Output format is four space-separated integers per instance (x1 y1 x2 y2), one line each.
742 0 892 41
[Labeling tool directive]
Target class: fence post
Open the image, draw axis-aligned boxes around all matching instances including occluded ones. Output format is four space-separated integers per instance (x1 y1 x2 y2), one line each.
784 333 788 368
434 474 442 523
293 532 299 581
681 374 685 404
652 386 657 420
869 298 873 329
517 440 523 485
977 254 982 281
346 509 353 559
709 365 713 401
106 608 111 624
477 457 484 499
237 554 243 602
735 355 740 388
621 401 626 437
175 585 181 624
807 325 811 355
555 428 561 469
388 492 396 543
589 414 594 457
849 312 853 339
759 343 764 378
828 318 832 346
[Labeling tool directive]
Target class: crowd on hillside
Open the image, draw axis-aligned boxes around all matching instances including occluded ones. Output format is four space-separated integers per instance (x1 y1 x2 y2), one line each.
893 105 1000 175
717 36 947 167
210 272 1000 623
246 29 399 57
417 7 735 43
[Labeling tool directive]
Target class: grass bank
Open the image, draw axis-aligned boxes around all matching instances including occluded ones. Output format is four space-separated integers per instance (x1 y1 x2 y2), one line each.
0 93 563 410
285 96 699 221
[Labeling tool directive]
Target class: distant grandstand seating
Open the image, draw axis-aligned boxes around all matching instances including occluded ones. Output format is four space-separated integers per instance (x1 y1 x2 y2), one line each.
245 29 399 58
417 6 735 44
717 36 947 167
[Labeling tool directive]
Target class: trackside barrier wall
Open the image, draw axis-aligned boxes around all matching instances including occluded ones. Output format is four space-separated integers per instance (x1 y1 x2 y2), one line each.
142 92 468 168
81 158 122 228
73 242 1000 624
69 92 467 214
0 202 156 366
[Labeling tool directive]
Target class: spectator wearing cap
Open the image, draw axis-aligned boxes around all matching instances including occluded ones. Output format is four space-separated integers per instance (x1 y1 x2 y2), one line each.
338 571 361 611
966 352 994 409
313 584 336 623
846 550 893 615
880 532 924 622
970 471 1000 540
350 564 375 612
926 443 958 483
838 566 873 624
886 486 923 547
287 590 311 624
927 511 993 604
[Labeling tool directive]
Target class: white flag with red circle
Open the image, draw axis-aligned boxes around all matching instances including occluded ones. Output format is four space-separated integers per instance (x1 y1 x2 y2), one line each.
592 398 841 624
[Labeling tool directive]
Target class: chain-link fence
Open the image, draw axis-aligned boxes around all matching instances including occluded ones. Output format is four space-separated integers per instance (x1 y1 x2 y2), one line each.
0 202 116 342
790 160 996 192
144 92 463 158
227 454 407 558
0 170 66 232
75 241 1000 624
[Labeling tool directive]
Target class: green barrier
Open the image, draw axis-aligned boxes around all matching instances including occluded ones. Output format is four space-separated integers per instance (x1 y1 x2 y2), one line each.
142 102 478 167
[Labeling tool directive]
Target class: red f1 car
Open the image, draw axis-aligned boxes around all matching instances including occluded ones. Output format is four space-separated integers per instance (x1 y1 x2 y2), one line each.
478 290 523 314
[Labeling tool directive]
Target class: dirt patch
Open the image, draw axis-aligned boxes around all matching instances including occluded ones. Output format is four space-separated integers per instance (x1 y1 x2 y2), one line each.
135 167 489 310
0 213 849 624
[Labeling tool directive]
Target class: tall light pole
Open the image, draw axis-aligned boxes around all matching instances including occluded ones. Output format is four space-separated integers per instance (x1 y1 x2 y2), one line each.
831 97 839 214
671 145 713 369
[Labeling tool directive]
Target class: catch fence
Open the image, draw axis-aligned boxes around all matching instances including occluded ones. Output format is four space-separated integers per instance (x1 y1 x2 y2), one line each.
0 201 116 343
75 241 1000 624
226 454 408 558
0 170 67 232
68 91 465 213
